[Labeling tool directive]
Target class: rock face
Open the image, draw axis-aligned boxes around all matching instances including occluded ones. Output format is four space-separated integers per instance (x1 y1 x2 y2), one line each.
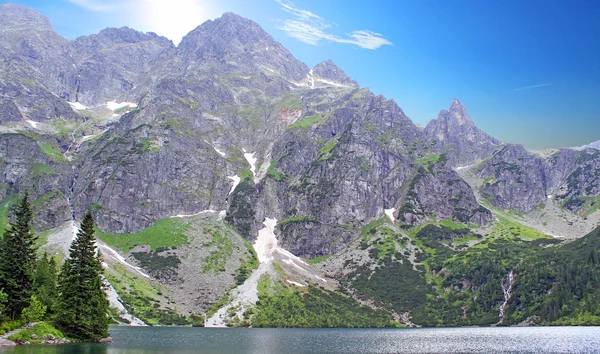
0 5 598 263
477 145 600 214
312 60 359 88
425 98 502 167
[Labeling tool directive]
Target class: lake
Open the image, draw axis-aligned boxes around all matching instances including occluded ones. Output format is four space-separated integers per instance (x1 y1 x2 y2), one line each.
1 326 599 353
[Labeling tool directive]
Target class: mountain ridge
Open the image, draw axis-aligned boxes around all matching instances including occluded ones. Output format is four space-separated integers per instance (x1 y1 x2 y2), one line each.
1 5 600 328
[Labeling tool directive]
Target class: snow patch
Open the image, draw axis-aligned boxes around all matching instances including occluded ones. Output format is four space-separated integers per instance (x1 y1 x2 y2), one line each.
106 100 137 111
385 208 396 223
170 210 217 218
315 78 349 88
98 242 150 279
282 258 306 272
25 119 39 128
254 218 278 263
227 175 241 195
308 69 314 89
214 147 226 157
285 280 306 287
68 101 87 110
80 129 108 143
547 195 553 199
105 280 146 326
243 149 258 179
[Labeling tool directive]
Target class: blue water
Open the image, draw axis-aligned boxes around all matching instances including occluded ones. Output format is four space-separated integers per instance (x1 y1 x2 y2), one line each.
1 326 599 353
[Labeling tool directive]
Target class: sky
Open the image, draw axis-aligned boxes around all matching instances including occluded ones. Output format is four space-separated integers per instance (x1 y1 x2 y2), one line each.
6 0 600 150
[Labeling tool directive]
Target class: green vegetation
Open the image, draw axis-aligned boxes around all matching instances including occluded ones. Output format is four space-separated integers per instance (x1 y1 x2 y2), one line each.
280 216 318 225
318 137 338 161
251 275 396 328
235 239 259 285
0 194 20 235
106 263 188 326
137 138 163 153
0 319 25 335
55 211 109 341
96 218 189 252
8 322 64 344
306 255 330 264
201 228 234 273
415 153 442 165
266 160 286 181
0 194 38 320
286 114 325 130
39 143 66 162
132 248 181 279
30 163 56 177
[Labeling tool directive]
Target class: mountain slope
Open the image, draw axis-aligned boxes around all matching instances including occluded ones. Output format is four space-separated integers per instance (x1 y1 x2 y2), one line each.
1 5 600 327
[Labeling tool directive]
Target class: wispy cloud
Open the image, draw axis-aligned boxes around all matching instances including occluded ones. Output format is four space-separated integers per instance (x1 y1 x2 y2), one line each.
514 83 552 91
67 0 223 45
275 0 392 50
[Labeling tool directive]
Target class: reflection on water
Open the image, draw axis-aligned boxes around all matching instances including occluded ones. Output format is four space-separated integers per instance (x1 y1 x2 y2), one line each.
1 326 600 354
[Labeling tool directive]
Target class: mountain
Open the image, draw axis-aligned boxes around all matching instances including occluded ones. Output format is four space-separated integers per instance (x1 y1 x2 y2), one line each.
576 140 600 151
1 4 600 327
425 98 503 167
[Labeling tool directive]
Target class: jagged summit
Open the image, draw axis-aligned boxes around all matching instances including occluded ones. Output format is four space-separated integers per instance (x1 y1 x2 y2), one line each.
425 99 502 166
312 59 359 88
177 11 308 81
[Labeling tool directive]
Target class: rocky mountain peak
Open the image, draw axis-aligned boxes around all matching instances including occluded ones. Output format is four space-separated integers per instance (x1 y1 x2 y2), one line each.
425 99 502 166
0 4 54 32
445 98 472 126
176 12 308 81
312 59 359 88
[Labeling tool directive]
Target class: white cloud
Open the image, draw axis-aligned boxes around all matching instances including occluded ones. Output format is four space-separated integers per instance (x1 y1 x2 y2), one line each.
68 0 223 45
514 83 552 91
275 0 392 50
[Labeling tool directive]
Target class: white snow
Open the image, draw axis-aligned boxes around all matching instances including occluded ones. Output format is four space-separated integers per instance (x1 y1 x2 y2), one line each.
285 280 306 287
315 78 348 88
105 280 146 326
385 208 396 223
106 100 137 111
253 218 279 263
214 147 226 157
170 210 217 218
218 210 227 220
308 69 315 89
68 101 87 110
227 175 241 195
25 119 39 128
98 242 150 279
80 129 108 143
547 195 553 199
243 149 258 179
239 76 251 80
282 258 306 272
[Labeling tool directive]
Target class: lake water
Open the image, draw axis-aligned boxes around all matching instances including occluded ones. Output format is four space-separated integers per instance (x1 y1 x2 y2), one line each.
1 326 600 353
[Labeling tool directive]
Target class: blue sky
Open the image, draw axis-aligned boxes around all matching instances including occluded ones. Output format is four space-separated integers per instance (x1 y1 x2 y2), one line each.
7 0 600 149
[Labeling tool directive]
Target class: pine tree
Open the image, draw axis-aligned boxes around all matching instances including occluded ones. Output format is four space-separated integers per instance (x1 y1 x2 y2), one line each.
55 211 109 340
0 193 38 320
33 252 58 315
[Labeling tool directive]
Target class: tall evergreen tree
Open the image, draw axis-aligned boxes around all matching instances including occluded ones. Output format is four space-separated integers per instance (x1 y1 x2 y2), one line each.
33 252 58 315
55 211 109 340
0 193 38 320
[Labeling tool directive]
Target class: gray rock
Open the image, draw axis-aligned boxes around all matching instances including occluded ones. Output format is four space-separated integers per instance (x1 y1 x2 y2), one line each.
425 98 502 167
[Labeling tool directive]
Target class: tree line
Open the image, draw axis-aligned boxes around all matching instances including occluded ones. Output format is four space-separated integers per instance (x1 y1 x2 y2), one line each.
0 193 109 341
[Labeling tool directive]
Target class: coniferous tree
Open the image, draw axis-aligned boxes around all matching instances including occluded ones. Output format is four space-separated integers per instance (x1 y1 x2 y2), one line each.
55 211 109 340
33 252 58 315
0 193 38 320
